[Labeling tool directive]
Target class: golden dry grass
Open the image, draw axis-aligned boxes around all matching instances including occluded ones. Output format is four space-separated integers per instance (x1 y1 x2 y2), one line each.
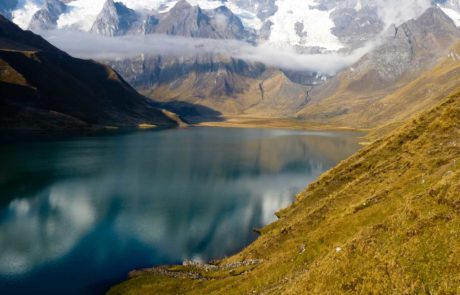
196 116 365 132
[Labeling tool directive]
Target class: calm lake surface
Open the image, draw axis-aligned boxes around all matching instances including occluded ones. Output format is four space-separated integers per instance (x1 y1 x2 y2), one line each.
0 127 361 294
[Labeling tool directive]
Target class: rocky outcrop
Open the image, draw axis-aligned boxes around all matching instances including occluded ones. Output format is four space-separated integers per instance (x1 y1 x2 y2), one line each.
330 6 383 49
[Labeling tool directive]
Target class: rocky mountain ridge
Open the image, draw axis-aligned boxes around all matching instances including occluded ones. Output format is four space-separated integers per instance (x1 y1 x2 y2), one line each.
297 6 460 128
7 0 460 51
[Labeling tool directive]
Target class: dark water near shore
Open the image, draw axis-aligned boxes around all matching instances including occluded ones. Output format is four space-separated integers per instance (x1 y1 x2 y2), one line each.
0 127 360 294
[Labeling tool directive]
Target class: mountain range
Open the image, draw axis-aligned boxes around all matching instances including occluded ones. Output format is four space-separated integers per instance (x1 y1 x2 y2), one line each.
3 0 460 126
8 0 458 50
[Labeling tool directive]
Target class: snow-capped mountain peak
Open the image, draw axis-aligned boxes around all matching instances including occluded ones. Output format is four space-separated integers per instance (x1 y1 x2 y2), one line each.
7 0 460 52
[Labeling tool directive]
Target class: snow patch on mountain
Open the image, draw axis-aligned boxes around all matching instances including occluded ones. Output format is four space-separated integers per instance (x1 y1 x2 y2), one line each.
267 0 343 51
9 0 460 50
215 1 263 30
55 0 103 31
440 6 460 26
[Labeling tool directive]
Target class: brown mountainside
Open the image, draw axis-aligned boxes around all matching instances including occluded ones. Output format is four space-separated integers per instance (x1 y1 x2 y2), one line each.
0 15 180 130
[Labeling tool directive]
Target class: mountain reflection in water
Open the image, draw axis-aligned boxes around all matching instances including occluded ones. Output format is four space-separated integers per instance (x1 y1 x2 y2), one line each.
0 127 361 294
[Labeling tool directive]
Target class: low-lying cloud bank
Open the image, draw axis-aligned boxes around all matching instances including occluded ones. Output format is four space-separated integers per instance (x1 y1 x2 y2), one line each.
41 30 374 74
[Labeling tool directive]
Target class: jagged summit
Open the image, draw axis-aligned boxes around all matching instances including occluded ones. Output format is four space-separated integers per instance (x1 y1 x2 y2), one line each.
8 0 460 51
90 0 139 36
173 0 193 10
28 0 67 31
413 5 458 33
87 0 252 39
154 0 209 37
153 0 251 39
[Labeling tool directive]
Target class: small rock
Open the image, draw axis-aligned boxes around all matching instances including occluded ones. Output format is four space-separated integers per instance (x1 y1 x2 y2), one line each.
335 247 342 253
299 244 306 254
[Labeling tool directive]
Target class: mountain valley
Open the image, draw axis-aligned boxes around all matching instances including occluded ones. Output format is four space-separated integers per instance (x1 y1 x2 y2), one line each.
6 0 460 125
0 1 459 294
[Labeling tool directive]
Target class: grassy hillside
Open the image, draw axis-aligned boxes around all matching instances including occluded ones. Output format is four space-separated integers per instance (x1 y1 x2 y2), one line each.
109 90 459 294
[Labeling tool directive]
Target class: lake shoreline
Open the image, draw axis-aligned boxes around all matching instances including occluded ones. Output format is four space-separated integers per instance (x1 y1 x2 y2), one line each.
193 116 368 133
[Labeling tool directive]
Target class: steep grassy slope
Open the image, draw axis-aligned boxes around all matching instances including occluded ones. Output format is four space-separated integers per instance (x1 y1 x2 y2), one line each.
109 91 459 294
0 15 180 130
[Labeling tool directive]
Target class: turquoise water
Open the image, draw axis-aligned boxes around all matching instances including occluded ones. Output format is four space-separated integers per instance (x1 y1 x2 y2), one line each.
0 127 360 294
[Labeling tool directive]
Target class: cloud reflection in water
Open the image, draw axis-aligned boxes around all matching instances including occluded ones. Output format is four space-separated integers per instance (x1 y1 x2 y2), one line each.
0 127 360 294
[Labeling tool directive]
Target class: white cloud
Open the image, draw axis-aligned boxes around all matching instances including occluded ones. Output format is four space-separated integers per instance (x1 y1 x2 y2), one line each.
11 0 43 29
40 30 374 74
12 0 441 74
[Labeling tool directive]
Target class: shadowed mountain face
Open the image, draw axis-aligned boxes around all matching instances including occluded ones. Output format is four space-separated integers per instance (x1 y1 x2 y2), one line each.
0 16 179 130
108 55 312 118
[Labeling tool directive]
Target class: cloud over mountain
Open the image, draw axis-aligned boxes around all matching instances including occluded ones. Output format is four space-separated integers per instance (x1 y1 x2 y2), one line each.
40 29 374 74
